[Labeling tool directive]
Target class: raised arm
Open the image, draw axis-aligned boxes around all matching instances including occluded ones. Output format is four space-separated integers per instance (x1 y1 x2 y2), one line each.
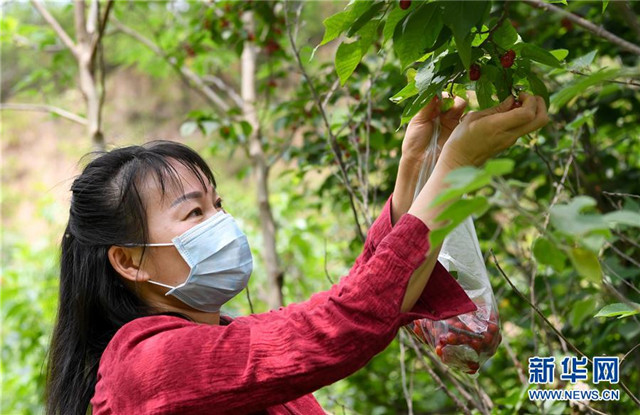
402 93 549 311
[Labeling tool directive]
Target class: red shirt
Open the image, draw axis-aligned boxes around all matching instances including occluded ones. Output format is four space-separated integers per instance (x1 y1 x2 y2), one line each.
91 195 476 414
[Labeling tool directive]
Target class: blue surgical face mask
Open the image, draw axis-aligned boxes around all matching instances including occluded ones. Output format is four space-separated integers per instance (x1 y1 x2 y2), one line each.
143 210 253 312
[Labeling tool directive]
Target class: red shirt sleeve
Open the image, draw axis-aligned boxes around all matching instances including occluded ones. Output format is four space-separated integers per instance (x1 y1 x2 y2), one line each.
306 193 476 321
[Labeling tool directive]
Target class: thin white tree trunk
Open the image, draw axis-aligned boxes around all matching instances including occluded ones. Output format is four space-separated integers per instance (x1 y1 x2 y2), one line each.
241 11 283 309
74 0 104 151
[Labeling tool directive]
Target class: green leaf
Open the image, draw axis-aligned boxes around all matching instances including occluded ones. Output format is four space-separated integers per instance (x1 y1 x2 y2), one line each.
602 210 640 228
551 68 619 109
568 248 602 284
320 11 352 46
429 197 489 246
441 0 488 43
566 108 597 131
549 196 608 236
484 158 515 175
393 3 443 69
180 121 198 137
429 160 511 207
390 81 419 104
400 78 445 124
440 97 455 112
357 19 379 55
594 302 640 319
532 238 567 271
335 40 362 86
570 297 597 327
522 43 562 68
383 5 411 42
550 49 569 62
346 2 385 37
414 59 435 91
527 72 549 108
568 50 597 71
602 0 609 14
475 77 495 109
492 20 519 50
455 32 473 69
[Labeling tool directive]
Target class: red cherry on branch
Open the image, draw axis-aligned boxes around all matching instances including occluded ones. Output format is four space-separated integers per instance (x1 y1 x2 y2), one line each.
399 0 411 10
469 64 481 81
500 49 516 68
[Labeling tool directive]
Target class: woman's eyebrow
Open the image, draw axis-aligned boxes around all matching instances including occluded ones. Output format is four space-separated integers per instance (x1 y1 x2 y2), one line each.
170 191 203 208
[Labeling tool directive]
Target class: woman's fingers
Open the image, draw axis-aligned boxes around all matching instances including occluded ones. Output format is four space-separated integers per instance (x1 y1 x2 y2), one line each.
409 95 440 126
506 95 550 138
477 93 539 131
462 95 515 124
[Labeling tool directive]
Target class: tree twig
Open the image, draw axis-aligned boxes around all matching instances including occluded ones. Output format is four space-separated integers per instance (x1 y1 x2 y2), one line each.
90 0 114 59
111 17 231 114
491 249 640 407
284 0 364 242
403 332 474 415
0 103 88 125
398 331 414 415
31 0 78 58
522 0 640 56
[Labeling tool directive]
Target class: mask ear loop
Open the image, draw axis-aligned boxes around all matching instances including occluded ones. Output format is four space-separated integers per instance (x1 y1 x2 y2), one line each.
413 115 441 202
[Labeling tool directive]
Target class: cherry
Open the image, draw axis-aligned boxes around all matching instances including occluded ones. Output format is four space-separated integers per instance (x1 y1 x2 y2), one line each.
510 99 522 109
267 79 277 88
413 323 426 341
435 345 443 357
469 64 481 81
221 19 230 29
446 332 459 345
488 323 499 334
247 32 255 42
470 339 482 352
265 39 280 55
561 17 573 31
183 44 196 58
399 0 411 10
501 50 516 68
438 334 447 347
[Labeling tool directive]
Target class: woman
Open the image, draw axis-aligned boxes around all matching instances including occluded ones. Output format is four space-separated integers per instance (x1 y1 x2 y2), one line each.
46 93 548 414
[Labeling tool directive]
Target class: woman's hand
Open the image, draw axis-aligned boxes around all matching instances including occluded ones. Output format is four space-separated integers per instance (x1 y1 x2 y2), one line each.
440 92 549 169
392 93 466 224
402 93 467 162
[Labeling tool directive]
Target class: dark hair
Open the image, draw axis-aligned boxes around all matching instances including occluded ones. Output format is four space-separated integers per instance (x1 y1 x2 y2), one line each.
45 140 216 415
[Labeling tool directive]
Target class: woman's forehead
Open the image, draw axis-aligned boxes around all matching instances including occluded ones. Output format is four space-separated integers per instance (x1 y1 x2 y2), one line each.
143 161 213 206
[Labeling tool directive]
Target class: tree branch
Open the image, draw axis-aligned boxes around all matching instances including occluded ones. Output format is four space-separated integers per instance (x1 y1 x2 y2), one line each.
284 0 365 242
90 0 114 59
111 18 231 114
202 75 244 108
0 103 88 125
522 0 640 56
30 0 78 58
74 0 89 46
491 249 640 407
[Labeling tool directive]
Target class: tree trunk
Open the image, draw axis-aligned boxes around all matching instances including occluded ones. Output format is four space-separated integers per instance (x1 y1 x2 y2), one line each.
75 0 105 151
241 11 284 309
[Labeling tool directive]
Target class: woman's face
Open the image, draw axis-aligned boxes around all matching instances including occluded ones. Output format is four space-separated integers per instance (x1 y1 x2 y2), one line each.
136 159 224 312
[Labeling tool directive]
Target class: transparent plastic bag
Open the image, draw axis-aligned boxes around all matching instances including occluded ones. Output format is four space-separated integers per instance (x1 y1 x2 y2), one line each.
408 118 501 375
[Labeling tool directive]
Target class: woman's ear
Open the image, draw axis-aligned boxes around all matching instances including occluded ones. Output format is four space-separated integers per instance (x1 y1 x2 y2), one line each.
108 246 151 283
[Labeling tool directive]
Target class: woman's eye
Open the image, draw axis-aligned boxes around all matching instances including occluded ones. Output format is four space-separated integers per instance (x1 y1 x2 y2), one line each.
214 198 224 209
187 207 203 218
